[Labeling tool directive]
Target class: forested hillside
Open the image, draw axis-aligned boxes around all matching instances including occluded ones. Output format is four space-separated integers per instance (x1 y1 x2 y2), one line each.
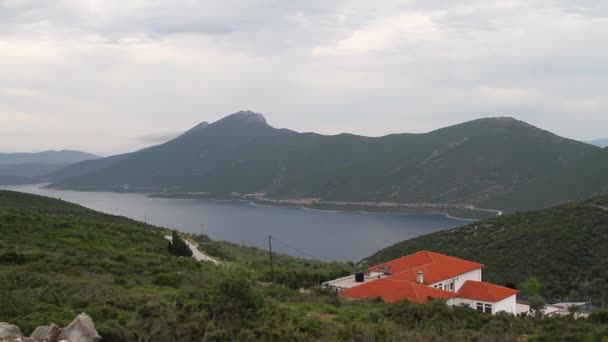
368 196 608 304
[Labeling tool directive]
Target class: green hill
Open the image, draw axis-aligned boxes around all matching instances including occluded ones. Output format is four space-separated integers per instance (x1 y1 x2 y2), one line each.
48 111 606 213
367 195 608 303
2 190 608 340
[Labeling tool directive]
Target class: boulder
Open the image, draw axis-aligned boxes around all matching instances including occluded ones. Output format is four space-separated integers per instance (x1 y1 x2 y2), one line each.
56 314 100 342
0 323 23 340
30 324 61 342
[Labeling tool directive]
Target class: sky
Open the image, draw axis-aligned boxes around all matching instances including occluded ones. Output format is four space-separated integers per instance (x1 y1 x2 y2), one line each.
1 0 607 155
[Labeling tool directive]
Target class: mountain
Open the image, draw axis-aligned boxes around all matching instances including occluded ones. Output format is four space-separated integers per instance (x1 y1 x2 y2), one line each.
366 195 608 303
588 138 608 148
0 150 100 182
48 111 606 212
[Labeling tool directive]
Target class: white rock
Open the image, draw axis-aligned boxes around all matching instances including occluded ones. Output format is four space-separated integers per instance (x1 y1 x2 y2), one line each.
56 313 100 342
0 323 22 340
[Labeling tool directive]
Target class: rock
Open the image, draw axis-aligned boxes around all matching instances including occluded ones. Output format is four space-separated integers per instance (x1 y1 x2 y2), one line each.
56 313 100 342
30 324 61 342
0 323 23 340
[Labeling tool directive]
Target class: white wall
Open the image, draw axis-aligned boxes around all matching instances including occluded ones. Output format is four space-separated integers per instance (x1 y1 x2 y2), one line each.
494 295 517 314
451 295 517 315
429 268 482 292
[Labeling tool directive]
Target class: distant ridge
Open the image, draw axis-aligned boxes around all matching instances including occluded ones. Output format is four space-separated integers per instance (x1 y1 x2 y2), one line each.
588 138 608 148
45 111 607 213
0 150 100 182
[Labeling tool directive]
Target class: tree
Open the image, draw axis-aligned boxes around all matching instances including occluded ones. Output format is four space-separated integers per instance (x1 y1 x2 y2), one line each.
167 230 193 257
521 277 545 316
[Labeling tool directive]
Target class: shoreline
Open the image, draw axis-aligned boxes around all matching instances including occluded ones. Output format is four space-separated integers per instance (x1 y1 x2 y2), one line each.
149 192 501 220
1 183 499 220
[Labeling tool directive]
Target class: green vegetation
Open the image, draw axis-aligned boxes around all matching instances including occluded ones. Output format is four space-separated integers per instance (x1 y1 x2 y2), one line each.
193 237 354 289
2 190 608 341
368 195 608 306
47 112 608 214
483 147 608 211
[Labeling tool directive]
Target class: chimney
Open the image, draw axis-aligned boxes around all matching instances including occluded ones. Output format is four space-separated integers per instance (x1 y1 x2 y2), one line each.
416 271 424 284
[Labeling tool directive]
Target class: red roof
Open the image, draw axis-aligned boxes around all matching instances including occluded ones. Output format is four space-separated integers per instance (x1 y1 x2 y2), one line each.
340 278 457 303
370 251 484 284
457 281 518 302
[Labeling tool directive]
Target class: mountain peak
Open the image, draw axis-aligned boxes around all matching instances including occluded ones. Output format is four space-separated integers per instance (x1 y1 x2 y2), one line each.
474 117 520 124
222 110 267 125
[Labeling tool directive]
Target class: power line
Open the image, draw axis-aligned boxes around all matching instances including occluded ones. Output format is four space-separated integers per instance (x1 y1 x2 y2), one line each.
270 235 322 260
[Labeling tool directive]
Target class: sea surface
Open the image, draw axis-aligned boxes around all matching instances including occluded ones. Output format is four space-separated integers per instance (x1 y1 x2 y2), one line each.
1 184 471 262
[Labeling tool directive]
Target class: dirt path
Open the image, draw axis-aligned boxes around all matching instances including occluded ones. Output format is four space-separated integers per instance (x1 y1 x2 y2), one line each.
593 204 608 211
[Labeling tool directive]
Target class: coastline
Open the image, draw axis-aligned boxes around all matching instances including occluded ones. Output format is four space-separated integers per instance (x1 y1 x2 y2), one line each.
148 192 500 220
1 183 500 220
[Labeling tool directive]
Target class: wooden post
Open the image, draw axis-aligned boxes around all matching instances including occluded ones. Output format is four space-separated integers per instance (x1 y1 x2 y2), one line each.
269 235 274 283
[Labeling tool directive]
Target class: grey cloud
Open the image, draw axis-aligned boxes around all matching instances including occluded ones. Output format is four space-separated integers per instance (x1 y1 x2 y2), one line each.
0 0 607 154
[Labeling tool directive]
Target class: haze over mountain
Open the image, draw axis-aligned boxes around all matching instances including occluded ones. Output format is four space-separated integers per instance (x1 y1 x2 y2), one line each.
0 150 100 184
588 139 608 148
46 111 606 213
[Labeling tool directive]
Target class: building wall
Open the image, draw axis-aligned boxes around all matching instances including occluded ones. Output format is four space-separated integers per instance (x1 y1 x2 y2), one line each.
429 268 482 292
451 295 517 315
493 295 517 314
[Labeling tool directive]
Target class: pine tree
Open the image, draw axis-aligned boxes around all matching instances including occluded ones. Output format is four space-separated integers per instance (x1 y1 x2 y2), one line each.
168 230 193 257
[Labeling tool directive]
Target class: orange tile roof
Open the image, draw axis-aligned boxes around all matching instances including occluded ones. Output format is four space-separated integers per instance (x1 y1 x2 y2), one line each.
340 278 457 303
369 251 484 284
457 281 518 302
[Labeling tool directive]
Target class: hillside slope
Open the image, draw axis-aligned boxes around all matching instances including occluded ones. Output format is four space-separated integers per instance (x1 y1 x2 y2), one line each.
367 196 608 303
482 147 608 210
0 150 99 180
0 190 351 340
48 111 605 212
7 191 607 340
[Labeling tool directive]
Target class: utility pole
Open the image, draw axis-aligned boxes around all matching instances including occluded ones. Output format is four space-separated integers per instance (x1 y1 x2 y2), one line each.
268 235 274 283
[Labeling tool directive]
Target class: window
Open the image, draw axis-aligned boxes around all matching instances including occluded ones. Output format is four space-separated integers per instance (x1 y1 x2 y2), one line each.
449 282 455 292
484 304 492 314
438 283 443 290
476 303 484 312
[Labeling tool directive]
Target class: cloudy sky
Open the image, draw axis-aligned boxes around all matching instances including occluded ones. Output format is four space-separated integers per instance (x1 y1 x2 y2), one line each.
1 0 607 155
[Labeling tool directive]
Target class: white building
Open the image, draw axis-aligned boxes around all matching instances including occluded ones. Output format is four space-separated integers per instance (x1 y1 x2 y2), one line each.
326 251 519 315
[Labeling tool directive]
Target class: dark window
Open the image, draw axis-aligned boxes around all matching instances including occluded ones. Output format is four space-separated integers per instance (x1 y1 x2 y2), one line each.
484 304 492 314
476 303 484 312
